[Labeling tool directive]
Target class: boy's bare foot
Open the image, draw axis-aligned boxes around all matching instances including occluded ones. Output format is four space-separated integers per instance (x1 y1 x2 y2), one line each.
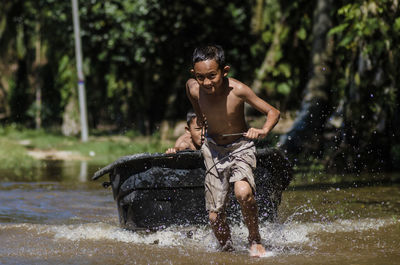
249 243 266 257
221 240 235 252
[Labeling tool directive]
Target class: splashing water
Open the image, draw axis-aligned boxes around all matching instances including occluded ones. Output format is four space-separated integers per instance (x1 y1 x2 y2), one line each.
2 213 398 261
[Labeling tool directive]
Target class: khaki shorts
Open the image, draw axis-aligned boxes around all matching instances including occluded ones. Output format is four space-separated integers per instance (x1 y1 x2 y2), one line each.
201 137 256 212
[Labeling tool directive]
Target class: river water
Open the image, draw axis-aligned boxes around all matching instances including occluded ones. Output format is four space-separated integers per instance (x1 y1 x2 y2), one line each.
1 160 399 264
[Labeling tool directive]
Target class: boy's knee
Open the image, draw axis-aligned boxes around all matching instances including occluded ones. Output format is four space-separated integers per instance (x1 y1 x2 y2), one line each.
235 190 252 203
234 181 253 203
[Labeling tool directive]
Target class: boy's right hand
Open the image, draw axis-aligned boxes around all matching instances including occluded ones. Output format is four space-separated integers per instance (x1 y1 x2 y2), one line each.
244 128 268 139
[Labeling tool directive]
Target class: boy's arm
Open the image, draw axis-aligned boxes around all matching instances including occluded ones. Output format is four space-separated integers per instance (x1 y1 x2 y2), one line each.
186 79 205 127
165 142 191 154
237 83 280 139
165 134 191 154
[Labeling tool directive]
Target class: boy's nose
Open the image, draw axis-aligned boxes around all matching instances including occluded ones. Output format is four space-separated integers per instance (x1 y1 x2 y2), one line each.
203 78 212 86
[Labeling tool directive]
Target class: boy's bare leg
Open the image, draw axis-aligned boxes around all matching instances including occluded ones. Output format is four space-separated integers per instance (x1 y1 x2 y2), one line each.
234 180 266 257
209 211 233 250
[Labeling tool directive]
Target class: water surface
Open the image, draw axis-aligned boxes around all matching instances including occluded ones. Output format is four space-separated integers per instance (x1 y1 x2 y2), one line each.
1 161 399 264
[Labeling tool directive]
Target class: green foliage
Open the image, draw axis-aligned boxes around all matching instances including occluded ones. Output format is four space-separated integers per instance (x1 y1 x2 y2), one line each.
277 83 291 95
329 0 399 136
251 0 314 105
1 0 74 125
57 55 77 107
74 0 256 132
1 0 255 132
1 0 399 174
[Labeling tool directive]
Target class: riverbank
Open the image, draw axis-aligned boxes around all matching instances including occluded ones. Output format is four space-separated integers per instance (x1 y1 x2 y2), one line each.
0 125 173 170
0 114 294 171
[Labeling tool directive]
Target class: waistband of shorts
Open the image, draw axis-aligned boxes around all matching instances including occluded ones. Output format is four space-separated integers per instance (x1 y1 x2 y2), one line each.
205 136 252 148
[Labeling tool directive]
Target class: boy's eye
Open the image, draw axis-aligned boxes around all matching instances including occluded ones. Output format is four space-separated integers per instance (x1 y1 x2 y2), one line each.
208 74 216 79
196 75 205 81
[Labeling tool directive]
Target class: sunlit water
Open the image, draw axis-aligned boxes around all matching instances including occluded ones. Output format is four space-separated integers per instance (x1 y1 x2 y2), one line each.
1 161 399 264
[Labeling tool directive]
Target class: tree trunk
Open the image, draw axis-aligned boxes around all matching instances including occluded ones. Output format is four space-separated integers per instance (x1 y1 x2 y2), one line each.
278 0 333 156
0 65 12 120
34 22 42 130
251 21 285 95
246 20 286 116
62 92 81 137
251 0 264 34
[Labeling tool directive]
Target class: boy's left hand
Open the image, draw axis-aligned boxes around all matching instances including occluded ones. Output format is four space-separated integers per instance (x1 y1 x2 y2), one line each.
165 148 178 154
244 128 267 139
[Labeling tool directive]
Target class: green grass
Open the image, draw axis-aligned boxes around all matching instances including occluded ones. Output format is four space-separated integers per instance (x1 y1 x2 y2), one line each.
0 138 38 169
0 125 174 169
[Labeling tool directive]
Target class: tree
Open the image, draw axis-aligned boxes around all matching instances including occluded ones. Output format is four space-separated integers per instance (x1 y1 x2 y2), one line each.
322 0 400 172
278 0 333 156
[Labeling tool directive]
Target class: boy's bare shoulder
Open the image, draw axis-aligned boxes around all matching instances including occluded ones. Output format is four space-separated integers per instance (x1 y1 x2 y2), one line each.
186 78 199 96
228 77 251 96
186 78 199 89
175 133 192 150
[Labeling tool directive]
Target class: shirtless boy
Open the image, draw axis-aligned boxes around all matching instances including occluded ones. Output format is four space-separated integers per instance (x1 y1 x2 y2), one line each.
165 112 203 154
186 45 280 257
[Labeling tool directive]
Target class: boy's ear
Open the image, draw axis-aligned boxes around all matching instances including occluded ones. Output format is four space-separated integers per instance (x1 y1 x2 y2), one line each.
185 126 190 133
222 65 230 77
190 69 195 75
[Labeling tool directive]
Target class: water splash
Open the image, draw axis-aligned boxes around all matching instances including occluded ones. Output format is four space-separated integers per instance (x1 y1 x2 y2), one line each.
2 216 398 258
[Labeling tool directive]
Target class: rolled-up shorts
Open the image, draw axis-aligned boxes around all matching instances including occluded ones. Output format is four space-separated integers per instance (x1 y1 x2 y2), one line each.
201 137 256 212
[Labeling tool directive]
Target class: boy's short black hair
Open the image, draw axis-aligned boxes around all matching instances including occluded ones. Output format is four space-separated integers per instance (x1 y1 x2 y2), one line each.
186 111 197 127
192 45 225 68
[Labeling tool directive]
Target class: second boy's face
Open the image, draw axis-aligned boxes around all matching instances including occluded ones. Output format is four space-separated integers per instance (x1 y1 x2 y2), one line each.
192 60 228 94
188 117 203 149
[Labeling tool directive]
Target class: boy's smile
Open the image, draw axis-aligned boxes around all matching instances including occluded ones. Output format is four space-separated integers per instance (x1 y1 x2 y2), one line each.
192 60 228 94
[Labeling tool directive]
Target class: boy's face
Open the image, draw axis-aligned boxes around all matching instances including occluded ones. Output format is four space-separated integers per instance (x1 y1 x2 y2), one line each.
191 59 229 94
187 117 203 149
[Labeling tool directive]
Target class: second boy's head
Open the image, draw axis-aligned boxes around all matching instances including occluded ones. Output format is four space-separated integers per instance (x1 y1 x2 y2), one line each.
186 112 203 149
191 45 230 94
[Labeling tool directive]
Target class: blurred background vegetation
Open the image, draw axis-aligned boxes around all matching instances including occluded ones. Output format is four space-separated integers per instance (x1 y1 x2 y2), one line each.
0 0 399 173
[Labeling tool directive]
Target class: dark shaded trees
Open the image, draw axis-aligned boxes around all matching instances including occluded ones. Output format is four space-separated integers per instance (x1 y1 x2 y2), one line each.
1 0 399 173
322 0 400 172
278 0 333 156
1 0 257 134
252 0 399 173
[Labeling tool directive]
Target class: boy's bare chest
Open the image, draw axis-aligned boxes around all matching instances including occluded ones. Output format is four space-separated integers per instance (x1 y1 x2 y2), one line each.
198 93 245 128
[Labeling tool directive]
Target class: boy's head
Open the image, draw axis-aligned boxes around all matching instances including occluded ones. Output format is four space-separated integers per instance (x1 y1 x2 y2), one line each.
192 45 226 69
186 111 197 127
186 111 203 149
191 45 230 94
